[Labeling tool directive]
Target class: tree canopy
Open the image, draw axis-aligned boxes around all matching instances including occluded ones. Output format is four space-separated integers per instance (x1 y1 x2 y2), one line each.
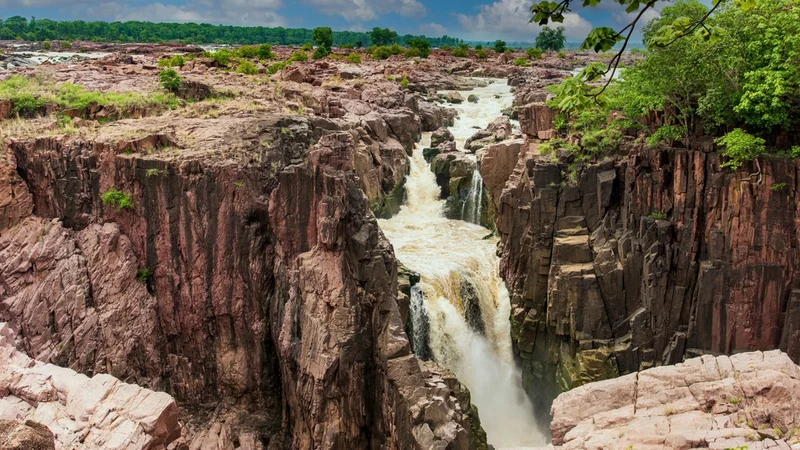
369 27 398 47
0 16 463 48
535 26 566 51
545 0 800 167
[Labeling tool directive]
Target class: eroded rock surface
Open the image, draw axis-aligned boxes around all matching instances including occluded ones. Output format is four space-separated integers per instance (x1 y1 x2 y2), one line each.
481 128 800 423
0 323 181 450
550 351 800 450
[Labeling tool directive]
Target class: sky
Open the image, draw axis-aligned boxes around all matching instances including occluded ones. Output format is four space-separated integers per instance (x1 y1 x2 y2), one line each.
1 0 705 43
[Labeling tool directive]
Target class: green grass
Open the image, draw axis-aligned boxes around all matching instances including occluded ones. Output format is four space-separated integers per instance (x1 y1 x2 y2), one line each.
136 268 153 282
101 188 134 210
0 75 179 118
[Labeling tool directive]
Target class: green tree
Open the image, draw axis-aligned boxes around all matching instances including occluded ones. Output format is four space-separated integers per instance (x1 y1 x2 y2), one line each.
406 37 431 58
493 40 507 53
370 27 398 46
535 26 566 51
312 26 333 56
530 0 759 94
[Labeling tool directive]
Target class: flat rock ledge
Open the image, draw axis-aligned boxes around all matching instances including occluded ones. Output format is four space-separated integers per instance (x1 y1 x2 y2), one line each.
550 350 800 450
0 323 181 450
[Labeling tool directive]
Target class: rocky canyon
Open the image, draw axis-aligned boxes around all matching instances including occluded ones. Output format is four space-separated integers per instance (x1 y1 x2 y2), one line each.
0 34 798 450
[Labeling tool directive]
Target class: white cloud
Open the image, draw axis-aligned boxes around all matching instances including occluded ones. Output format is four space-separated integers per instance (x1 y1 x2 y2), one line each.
5 0 286 26
302 0 426 22
456 0 592 42
418 22 447 37
92 0 285 26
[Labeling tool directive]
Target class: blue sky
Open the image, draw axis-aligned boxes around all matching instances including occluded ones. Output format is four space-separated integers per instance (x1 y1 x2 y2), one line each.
1 0 694 42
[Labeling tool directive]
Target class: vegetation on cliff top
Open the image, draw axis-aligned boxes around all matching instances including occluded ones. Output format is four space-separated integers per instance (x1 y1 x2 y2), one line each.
0 75 179 117
544 0 799 169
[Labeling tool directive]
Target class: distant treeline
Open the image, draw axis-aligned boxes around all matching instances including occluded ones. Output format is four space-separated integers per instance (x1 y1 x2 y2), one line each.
0 16 464 48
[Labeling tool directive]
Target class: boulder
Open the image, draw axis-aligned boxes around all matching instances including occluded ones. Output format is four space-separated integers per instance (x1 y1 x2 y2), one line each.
431 128 455 148
444 91 464 104
518 103 556 139
465 116 513 151
550 351 800 450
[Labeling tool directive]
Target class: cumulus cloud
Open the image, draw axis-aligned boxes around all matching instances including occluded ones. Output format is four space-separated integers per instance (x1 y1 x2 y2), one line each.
456 0 592 42
302 0 426 22
418 22 447 37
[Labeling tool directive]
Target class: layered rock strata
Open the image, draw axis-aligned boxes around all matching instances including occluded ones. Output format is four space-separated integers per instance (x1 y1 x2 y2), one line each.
1 109 484 448
480 126 800 424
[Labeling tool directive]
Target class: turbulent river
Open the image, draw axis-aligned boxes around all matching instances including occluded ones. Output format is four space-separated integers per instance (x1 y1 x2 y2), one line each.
378 80 547 448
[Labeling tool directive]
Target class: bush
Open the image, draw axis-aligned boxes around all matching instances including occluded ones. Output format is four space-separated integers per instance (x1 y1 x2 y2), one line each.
136 268 153 282
715 128 766 170
257 44 274 60
267 60 291 74
289 51 308 62
400 75 409 89
207 49 232 67
647 124 685 146
406 37 431 58
451 47 467 58
60 41 72 49
558 51 567 58
158 69 181 92
513 57 530 67
236 45 260 59
42 40 51 50
312 46 329 60
302 43 313 52
347 53 361 64
526 47 543 60
371 45 403 60
11 93 45 116
475 49 487 59
475 44 483 50
158 54 185 68
101 188 134 210
236 60 259 75
494 40 507 53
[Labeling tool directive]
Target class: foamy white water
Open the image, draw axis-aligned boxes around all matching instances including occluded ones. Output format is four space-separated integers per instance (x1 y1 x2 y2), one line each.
440 80 517 150
378 80 546 448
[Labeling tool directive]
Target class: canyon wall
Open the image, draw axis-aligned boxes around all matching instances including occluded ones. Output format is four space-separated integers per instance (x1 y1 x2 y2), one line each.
480 102 800 419
1 100 483 448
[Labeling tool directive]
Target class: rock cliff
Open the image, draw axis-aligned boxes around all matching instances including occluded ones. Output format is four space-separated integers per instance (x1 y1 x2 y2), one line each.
480 108 800 423
1 103 483 448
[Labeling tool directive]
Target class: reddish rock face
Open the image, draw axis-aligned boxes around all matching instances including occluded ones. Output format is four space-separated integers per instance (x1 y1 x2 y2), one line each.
1 113 482 448
0 153 33 231
480 140 800 411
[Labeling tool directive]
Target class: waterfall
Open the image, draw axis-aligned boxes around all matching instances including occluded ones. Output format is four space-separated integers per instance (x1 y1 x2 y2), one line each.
469 169 484 224
378 80 545 448
409 285 433 361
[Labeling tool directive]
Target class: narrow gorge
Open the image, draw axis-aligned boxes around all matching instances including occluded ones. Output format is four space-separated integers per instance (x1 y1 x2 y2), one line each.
379 81 546 448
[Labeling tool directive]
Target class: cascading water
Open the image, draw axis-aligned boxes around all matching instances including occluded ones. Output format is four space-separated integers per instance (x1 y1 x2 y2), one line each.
378 80 546 448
